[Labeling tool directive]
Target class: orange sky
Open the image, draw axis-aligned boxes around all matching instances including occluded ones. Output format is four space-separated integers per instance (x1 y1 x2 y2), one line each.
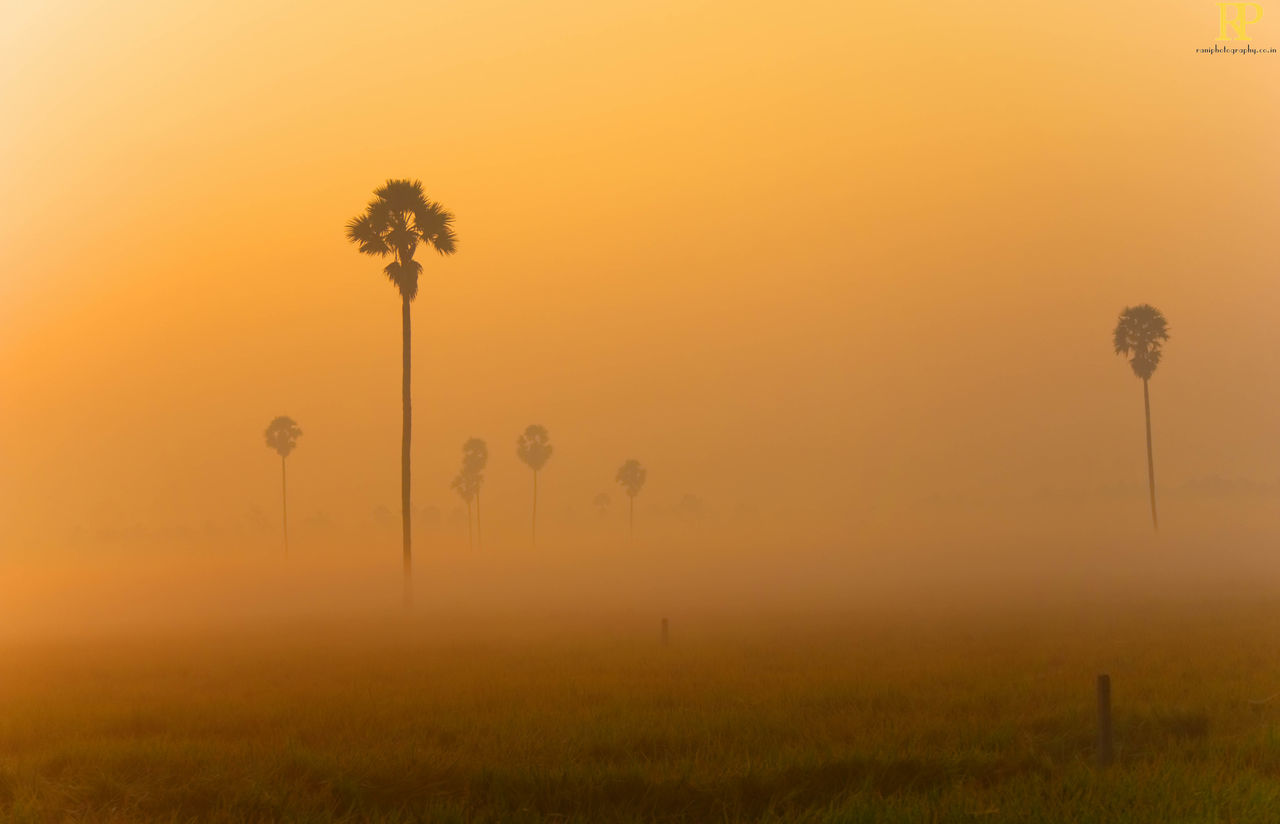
1 0 1277 554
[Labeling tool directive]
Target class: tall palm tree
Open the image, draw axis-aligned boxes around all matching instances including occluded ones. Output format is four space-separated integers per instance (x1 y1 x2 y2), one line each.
462 438 488 549
615 459 647 539
1113 304 1170 531
264 416 302 553
449 470 479 549
346 179 457 607
516 425 553 545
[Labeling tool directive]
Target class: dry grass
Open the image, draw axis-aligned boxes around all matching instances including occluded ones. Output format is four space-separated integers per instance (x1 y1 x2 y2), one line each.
3 603 1280 822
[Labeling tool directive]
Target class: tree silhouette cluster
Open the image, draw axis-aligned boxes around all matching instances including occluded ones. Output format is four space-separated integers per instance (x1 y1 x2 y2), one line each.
451 438 488 549
258 177 1177 615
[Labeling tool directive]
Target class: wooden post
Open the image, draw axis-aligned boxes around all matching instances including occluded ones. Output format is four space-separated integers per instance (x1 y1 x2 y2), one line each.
1097 674 1113 767
661 617 669 647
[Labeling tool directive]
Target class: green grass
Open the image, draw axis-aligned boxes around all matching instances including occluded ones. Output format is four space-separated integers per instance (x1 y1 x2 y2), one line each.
4 604 1280 822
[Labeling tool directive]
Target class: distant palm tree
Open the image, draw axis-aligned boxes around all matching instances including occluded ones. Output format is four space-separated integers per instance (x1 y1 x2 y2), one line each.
264 416 302 552
462 438 488 549
1113 304 1170 531
346 179 457 606
676 493 705 523
593 492 612 517
449 470 480 549
615 459 647 538
516 425 553 545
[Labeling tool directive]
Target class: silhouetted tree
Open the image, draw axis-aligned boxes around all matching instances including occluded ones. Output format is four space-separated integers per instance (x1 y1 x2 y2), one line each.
676 493 705 523
450 470 480 549
1113 304 1170 531
593 492 612 516
264 416 302 552
516 425 553 545
615 459 647 538
346 179 457 606
462 438 488 549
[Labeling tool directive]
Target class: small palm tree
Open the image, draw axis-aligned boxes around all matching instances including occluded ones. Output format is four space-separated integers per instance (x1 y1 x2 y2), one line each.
462 438 488 549
346 179 457 606
516 425 553 545
593 492 612 517
676 493 705 523
264 416 302 552
449 470 480 549
615 459 647 538
1113 304 1170 531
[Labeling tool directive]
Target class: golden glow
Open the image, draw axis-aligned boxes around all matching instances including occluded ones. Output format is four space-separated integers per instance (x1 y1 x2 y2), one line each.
1 2 1277 603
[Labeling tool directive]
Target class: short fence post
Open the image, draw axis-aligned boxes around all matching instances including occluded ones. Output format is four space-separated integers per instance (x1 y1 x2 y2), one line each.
1097 673 1113 767
661 617 669 646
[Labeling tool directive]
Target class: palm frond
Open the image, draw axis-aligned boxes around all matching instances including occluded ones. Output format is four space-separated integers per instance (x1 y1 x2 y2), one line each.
1112 323 1131 355
412 200 458 255
430 224 457 256
386 226 419 258
364 198 395 233
384 258 423 300
345 214 390 257
375 179 427 216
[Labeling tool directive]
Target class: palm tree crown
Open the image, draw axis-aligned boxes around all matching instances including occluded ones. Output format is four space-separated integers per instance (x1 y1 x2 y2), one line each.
459 437 488 550
463 437 489 476
517 425 553 471
1113 304 1170 381
450 471 479 502
264 416 302 458
345 179 457 300
616 459 647 498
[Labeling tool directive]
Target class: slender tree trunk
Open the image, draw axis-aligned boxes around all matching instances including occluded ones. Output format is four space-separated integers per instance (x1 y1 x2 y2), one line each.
401 295 413 607
281 455 289 554
629 495 634 540
475 488 482 550
531 470 538 547
1143 378 1158 532
466 500 473 550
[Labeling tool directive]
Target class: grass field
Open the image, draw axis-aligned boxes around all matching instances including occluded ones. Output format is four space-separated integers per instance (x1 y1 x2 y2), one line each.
4 600 1280 823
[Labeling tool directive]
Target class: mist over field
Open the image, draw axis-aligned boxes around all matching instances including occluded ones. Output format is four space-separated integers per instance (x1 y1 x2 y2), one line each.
3 495 1278 643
